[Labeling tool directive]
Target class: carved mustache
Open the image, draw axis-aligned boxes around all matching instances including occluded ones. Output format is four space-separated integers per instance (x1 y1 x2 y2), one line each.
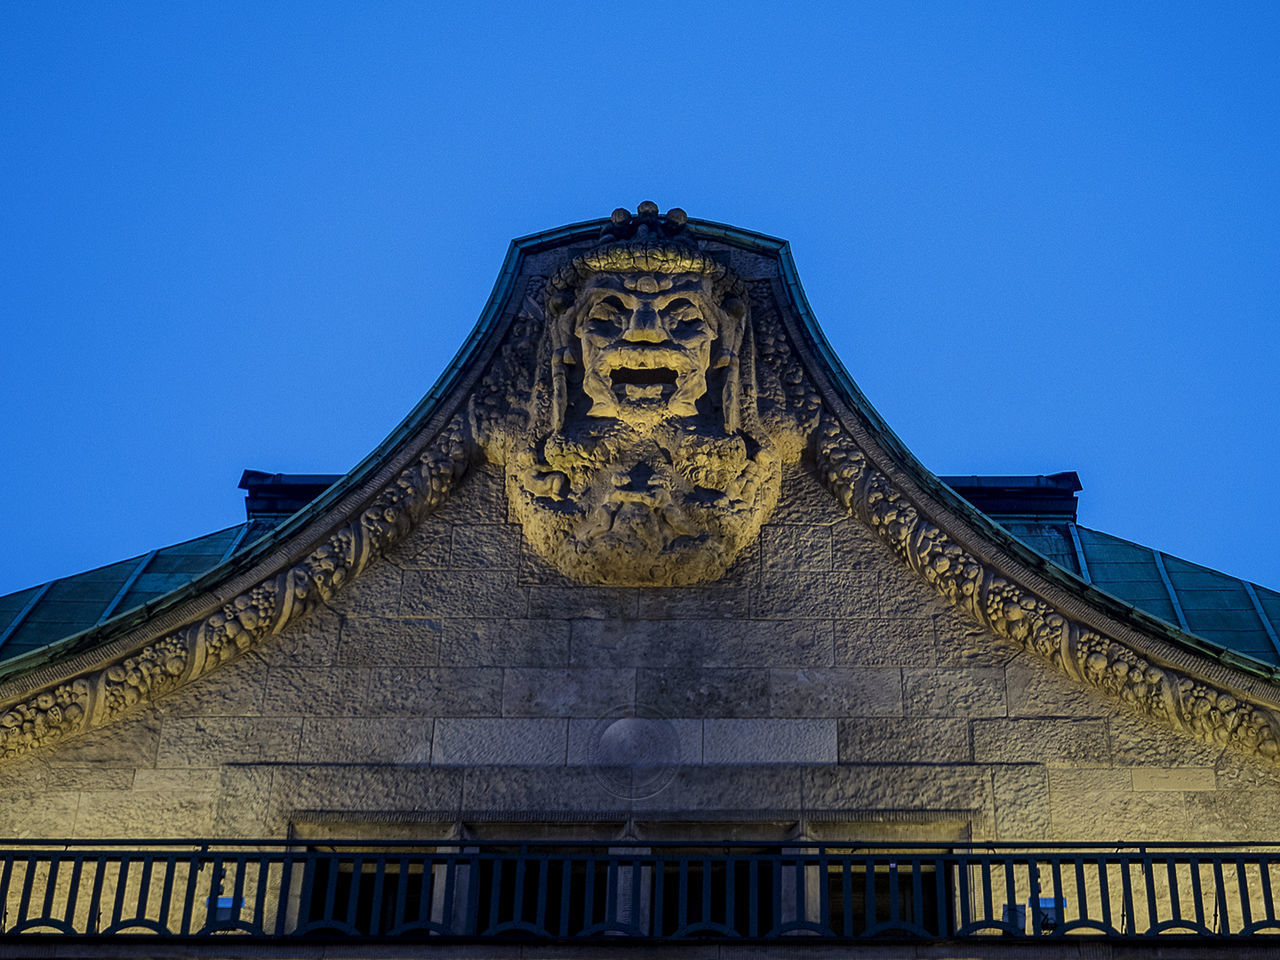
594 345 699 375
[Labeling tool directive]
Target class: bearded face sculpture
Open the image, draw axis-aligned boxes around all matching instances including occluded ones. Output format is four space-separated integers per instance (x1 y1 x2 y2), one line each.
481 206 794 586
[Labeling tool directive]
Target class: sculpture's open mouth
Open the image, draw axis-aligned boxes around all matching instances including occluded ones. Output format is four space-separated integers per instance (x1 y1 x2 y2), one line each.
610 366 679 401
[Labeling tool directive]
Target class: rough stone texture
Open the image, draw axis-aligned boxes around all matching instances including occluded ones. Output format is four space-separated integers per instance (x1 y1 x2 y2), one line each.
838 717 971 763
502 668 635 717
156 717 303 767
442 618 569 667
566 717 704 765
297 717 433 763
636 668 770 718
336 616 441 666
902 667 1008 718
3 451 1277 846
971 718 1111 766
991 764 1050 841
703 718 837 764
770 668 902 717
432 718 568 765
365 666 503 716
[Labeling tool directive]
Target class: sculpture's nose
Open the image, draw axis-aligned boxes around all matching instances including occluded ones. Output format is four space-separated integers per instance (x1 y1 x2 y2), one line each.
622 305 666 343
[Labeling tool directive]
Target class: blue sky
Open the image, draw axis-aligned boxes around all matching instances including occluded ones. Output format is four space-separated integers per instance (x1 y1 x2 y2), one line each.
1 2 1278 596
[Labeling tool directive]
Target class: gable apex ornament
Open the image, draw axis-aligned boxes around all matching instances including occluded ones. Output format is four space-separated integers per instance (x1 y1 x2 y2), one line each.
473 202 815 586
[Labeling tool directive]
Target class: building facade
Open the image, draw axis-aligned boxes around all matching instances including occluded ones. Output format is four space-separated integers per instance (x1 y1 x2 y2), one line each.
2 204 1280 956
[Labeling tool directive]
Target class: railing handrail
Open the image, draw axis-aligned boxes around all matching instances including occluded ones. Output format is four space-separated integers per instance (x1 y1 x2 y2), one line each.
3 839 1280 851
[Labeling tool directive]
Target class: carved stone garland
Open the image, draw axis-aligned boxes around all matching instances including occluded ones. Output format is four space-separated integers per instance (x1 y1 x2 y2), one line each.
816 411 1280 762
0 419 468 760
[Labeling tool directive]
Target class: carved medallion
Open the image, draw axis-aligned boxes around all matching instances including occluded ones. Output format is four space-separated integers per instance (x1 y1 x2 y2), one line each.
475 203 807 586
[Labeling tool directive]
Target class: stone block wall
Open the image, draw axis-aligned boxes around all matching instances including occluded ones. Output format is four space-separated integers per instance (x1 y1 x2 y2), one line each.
1 462 1277 844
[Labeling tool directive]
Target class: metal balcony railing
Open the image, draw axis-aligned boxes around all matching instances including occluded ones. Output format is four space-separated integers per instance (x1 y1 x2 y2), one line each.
1 840 1279 942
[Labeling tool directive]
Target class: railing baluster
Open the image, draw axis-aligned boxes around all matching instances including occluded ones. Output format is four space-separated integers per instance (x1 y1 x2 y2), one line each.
933 858 946 937
321 855 339 927
1167 856 1181 924
1050 857 1064 933
110 854 129 931
818 849 830 934
955 856 971 933
675 858 686 936
794 853 807 929
1142 854 1158 934
136 855 154 928
17 854 38 928
369 857 386 937
88 854 108 935
701 856 712 930
156 856 176 934
1028 858 1042 938
464 849 480 936
559 857 572 937
275 854 295 937
841 857 853 937
535 857 549 934
344 856 362 932
1213 858 1230 934
64 855 84 931
1002 858 1016 935
980 856 994 930
230 854 246 929
725 853 736 935
251 854 269 934
652 856 665 938
864 856 877 933
770 855 782 937
1190 856 1205 929
1119 856 1136 936
395 855 410 931
1073 855 1087 926
514 849 528 928
417 854 432 930
1260 856 1275 922
1238 857 1253 930
39 852 59 924
296 852 317 934
746 856 757 938
0 854 14 931
487 857 503 932
582 854 596 934
1096 856 1111 931
911 858 923 930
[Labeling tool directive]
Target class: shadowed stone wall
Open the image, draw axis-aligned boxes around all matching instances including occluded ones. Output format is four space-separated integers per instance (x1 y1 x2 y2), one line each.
1 462 1275 843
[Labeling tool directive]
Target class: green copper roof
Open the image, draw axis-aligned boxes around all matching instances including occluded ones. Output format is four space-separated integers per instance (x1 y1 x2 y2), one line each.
995 518 1280 668
0 520 280 664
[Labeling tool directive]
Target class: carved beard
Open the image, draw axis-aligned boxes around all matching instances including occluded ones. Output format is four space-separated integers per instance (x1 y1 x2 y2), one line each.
508 422 781 587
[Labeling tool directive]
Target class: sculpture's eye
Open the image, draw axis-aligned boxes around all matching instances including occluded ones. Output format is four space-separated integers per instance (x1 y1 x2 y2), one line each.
663 298 703 330
588 296 626 326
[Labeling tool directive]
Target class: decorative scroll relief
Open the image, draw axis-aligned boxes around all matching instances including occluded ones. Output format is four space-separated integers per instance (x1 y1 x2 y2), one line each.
473 204 812 587
0 420 468 761
816 412 1280 762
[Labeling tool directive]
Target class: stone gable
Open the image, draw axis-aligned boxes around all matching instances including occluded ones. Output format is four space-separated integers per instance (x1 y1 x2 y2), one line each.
1 459 1272 845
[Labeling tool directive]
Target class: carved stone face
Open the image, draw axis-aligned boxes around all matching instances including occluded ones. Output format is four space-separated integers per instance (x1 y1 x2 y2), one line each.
486 248 796 587
574 273 719 425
